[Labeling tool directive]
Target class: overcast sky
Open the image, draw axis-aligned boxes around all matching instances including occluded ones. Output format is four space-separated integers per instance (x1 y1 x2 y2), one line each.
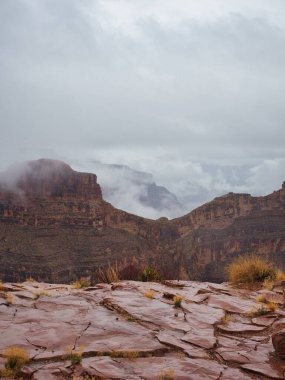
1 0 285 217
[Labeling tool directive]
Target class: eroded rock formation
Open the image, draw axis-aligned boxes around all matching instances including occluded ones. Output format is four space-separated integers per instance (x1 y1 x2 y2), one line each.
0 159 284 283
1 280 285 379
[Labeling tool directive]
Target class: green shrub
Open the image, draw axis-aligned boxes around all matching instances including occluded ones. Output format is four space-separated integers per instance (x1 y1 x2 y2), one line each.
139 267 162 282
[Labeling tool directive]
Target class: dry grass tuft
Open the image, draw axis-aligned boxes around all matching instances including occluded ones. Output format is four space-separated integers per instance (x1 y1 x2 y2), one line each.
256 294 267 303
160 368 176 380
276 270 285 282
0 346 29 377
73 277 91 289
144 289 155 299
67 345 84 365
173 295 183 308
5 293 13 305
110 350 139 359
267 301 278 312
97 265 120 284
247 305 269 317
221 313 233 325
228 255 276 285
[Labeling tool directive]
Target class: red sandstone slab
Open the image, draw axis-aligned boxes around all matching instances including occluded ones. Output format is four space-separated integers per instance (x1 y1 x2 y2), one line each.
156 331 209 358
207 294 259 314
182 327 216 349
242 362 285 379
122 357 225 380
252 316 276 326
217 321 266 333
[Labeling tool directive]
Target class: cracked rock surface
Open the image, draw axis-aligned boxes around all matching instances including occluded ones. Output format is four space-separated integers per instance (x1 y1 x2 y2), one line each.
0 280 285 379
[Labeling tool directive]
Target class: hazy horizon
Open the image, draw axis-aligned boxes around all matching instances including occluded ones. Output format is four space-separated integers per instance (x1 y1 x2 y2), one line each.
1 1 285 217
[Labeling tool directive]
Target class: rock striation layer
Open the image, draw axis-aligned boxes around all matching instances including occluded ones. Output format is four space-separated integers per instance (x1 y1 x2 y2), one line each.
1 280 285 379
0 159 284 283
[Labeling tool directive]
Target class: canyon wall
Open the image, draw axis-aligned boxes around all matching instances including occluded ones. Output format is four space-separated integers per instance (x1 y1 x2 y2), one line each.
0 159 284 282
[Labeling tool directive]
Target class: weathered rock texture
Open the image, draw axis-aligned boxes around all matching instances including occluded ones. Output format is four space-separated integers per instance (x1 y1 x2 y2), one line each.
1 280 285 379
0 159 284 283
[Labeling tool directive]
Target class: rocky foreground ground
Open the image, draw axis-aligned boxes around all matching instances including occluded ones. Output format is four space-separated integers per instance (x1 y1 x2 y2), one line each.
1 280 285 379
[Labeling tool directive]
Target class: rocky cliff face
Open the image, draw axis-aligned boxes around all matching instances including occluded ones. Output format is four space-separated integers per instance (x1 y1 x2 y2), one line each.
0 159 284 283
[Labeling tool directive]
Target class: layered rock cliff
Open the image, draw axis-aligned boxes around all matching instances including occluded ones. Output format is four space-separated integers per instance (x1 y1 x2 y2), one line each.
0 159 284 283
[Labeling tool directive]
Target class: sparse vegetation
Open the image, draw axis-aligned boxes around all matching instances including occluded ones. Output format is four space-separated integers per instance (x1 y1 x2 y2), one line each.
267 301 278 312
221 313 233 325
173 295 183 308
73 277 91 289
160 368 175 380
227 255 277 285
5 293 13 305
247 305 269 317
276 270 285 282
69 352 82 365
26 276 36 282
33 290 49 299
144 289 155 299
263 278 274 290
139 267 162 282
0 346 29 377
97 265 120 283
256 294 267 303
67 345 83 365
110 350 139 359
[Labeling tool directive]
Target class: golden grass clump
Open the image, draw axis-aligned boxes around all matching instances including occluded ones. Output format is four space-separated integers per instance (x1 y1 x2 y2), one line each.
160 368 176 380
73 277 91 289
221 313 233 325
5 293 13 305
97 265 120 284
66 344 84 365
267 301 278 312
256 294 267 303
110 350 139 359
144 289 155 299
173 295 183 308
247 305 269 318
227 255 276 285
1 346 29 377
276 270 285 282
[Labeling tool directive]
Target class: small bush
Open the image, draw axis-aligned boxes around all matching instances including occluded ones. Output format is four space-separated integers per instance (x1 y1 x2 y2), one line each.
227 255 276 285
221 313 233 325
4 346 29 372
256 294 267 303
97 265 120 284
173 295 183 308
160 368 175 380
248 305 269 317
73 277 91 289
67 345 83 365
144 289 155 299
139 267 162 282
267 301 277 312
69 352 82 365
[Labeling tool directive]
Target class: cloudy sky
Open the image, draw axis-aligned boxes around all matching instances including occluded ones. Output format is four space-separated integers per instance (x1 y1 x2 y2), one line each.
1 0 285 217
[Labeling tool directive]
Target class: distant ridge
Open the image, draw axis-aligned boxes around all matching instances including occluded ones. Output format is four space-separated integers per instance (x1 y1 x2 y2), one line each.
0 159 284 283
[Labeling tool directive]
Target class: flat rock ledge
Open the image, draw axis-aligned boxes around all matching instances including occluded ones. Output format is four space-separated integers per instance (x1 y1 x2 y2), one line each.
0 280 285 379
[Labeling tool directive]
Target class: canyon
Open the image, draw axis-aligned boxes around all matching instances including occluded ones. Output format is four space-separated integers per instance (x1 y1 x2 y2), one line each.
0 159 284 283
